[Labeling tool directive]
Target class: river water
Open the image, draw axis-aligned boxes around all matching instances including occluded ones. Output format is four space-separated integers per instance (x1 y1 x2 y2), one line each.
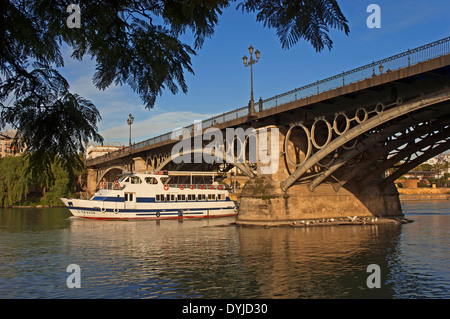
0 201 448 299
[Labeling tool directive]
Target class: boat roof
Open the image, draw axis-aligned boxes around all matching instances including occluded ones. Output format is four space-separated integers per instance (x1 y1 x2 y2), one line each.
119 171 228 177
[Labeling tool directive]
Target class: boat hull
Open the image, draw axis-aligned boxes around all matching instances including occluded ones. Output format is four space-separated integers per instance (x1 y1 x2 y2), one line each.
60 198 238 220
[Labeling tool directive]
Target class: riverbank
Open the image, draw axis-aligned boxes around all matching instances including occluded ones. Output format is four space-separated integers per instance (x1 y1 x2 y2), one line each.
398 187 450 201
230 188 450 202
1 205 65 209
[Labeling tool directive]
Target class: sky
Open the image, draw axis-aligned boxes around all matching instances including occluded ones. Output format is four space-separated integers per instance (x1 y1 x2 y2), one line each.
57 0 450 146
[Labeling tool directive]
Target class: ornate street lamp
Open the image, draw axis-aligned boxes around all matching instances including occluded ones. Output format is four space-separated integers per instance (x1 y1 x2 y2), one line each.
242 45 260 117
127 113 134 150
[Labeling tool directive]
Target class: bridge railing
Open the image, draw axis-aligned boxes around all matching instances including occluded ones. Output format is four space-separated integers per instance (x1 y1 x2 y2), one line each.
261 36 450 110
127 105 249 153
91 36 450 163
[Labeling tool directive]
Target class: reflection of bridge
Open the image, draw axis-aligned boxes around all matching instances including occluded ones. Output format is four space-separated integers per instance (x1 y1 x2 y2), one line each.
86 37 450 225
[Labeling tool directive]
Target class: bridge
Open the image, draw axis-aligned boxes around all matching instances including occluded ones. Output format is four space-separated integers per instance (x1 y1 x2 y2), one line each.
85 37 450 226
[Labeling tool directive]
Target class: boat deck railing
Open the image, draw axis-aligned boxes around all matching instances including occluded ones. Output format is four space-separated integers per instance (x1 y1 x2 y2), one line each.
98 182 126 190
165 184 231 191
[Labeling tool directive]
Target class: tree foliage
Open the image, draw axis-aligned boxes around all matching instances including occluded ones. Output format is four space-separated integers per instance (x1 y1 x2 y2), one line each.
1 0 349 177
238 0 349 51
0 156 30 206
0 154 84 207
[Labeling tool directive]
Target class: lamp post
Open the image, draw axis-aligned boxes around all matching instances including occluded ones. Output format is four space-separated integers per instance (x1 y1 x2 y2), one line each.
127 113 134 150
242 45 260 117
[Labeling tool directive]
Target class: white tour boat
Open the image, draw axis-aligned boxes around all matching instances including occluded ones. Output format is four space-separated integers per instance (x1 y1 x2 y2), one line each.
60 171 238 220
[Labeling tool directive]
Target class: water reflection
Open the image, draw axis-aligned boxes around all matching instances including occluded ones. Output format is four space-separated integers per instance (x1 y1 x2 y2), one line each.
237 224 402 298
0 207 71 233
64 217 247 298
1 205 448 299
63 217 403 298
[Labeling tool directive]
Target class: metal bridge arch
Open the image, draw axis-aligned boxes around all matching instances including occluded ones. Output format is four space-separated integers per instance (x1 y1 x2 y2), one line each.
280 88 450 192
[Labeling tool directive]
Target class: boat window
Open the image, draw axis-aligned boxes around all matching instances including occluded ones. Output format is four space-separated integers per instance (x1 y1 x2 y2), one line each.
218 194 225 201
124 193 135 202
168 194 175 201
177 194 186 201
145 177 158 184
198 194 206 201
156 194 164 201
208 194 216 201
118 176 127 183
187 194 195 201
130 176 142 184
160 177 169 184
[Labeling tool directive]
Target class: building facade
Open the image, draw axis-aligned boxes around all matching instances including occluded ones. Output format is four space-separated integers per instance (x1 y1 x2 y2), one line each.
85 145 123 159
0 130 27 158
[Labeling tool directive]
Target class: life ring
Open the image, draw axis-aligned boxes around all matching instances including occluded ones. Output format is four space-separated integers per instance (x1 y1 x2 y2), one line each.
218 185 223 190
200 184 205 190
164 184 169 191
113 182 120 190
189 185 195 190
180 184 185 190
103 182 107 188
209 185 214 190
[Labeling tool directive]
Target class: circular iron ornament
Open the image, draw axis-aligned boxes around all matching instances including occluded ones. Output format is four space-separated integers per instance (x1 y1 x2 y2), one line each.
333 112 350 135
375 103 385 114
284 123 312 167
317 149 338 168
341 138 359 150
355 108 369 123
311 118 332 149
